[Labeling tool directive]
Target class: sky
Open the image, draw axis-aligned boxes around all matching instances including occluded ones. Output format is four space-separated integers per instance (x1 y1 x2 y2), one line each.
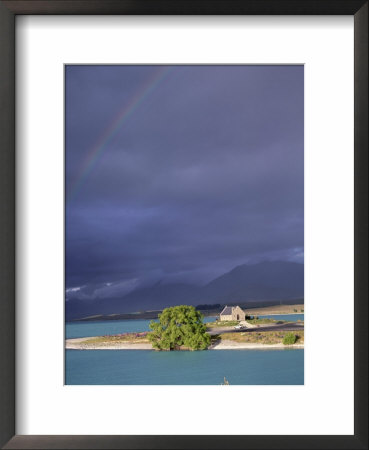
65 65 304 302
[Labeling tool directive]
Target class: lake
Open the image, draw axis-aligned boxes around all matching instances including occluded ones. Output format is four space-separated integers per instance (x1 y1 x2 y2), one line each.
65 315 304 385
65 314 303 339
65 316 216 339
258 314 304 322
65 348 304 385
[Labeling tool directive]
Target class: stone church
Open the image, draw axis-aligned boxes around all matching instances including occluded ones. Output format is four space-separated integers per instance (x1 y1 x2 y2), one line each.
219 305 245 322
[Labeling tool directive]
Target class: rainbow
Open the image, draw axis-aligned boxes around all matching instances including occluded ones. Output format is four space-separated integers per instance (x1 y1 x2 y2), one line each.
67 66 173 203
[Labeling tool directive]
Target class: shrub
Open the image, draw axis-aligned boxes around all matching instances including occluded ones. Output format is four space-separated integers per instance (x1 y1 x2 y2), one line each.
283 332 297 345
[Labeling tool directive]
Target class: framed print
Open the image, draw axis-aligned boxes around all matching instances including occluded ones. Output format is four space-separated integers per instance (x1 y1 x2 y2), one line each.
64 63 305 387
0 1 367 449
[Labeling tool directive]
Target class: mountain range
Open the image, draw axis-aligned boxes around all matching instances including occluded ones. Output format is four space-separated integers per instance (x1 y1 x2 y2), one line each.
66 261 304 320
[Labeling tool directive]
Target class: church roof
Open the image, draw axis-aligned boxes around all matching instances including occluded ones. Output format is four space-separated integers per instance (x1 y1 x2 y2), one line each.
220 306 233 315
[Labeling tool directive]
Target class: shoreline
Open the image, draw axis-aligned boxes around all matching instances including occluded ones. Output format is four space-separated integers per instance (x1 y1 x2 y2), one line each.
68 305 304 323
209 340 303 350
66 337 303 351
65 337 153 350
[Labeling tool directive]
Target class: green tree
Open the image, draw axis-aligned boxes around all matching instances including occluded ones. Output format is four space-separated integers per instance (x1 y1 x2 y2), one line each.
283 332 297 345
148 305 211 351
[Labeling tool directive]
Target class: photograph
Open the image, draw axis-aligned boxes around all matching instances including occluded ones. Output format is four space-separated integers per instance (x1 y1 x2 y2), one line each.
65 64 304 385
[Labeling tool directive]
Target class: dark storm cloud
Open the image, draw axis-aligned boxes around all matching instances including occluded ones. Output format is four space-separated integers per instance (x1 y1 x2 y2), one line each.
66 65 303 300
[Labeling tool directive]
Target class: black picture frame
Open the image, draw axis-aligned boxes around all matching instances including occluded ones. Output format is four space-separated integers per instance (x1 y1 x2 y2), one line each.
0 1 367 449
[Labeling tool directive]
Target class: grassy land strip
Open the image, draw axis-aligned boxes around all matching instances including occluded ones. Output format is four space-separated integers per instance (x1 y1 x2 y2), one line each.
247 318 282 324
244 304 304 316
206 320 239 328
83 332 150 345
211 330 304 345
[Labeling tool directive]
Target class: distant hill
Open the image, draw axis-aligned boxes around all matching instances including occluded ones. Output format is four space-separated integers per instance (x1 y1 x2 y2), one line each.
66 283 202 321
203 261 304 303
112 282 201 311
66 261 304 321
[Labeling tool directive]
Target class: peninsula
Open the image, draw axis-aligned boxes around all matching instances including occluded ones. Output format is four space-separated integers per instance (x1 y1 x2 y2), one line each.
66 304 304 351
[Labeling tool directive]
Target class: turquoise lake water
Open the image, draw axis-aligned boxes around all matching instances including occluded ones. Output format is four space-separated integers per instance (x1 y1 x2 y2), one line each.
258 314 304 321
65 315 304 385
65 314 303 339
65 348 304 385
65 316 215 339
